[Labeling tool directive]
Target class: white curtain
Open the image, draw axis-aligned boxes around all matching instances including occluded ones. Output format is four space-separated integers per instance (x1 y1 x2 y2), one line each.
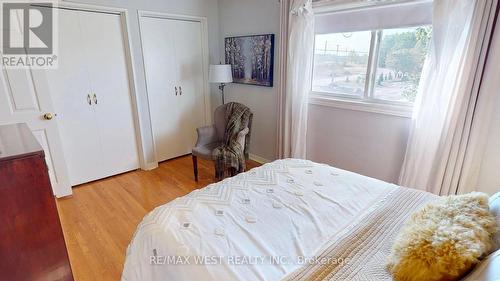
280 0 315 158
399 0 498 195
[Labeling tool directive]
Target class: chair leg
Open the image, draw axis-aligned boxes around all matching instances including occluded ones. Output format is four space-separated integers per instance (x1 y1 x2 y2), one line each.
215 164 226 181
215 164 221 181
192 155 198 182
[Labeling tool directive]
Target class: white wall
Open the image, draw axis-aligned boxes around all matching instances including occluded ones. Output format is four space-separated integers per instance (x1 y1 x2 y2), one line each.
307 105 411 183
62 0 220 168
217 0 280 161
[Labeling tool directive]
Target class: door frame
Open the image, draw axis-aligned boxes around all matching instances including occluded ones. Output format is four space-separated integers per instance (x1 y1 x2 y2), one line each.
137 10 212 164
53 2 146 170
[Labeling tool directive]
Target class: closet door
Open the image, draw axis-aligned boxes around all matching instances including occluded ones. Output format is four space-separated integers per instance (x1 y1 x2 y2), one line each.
45 9 103 186
140 16 207 162
78 11 139 176
173 20 206 154
140 17 185 162
47 9 139 186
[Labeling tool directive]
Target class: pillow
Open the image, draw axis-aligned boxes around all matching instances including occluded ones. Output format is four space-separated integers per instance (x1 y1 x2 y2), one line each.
489 192 500 249
387 192 497 281
461 249 500 281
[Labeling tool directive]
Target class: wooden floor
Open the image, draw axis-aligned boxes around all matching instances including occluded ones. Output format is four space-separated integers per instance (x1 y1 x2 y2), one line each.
56 155 260 281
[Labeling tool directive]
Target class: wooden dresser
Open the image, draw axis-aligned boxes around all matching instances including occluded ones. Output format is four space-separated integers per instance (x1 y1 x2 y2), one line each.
0 123 73 280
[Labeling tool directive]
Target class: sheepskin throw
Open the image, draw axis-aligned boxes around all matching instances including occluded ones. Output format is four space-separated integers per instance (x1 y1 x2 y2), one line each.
387 192 498 281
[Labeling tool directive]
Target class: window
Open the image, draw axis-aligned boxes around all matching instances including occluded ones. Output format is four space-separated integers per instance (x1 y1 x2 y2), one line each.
313 31 371 97
312 25 432 105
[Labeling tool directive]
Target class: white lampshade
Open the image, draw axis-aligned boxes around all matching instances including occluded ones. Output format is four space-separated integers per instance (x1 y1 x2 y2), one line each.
209 64 233 83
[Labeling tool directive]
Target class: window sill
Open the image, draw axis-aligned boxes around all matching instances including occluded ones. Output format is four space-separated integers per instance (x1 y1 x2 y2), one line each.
308 94 413 118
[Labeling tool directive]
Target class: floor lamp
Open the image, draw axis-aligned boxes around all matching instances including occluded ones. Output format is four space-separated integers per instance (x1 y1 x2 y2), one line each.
209 64 233 104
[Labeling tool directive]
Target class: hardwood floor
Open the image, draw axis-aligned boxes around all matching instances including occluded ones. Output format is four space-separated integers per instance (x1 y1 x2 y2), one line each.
56 155 260 281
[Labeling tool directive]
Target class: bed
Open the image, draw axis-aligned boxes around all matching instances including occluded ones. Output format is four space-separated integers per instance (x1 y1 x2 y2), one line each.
122 159 439 281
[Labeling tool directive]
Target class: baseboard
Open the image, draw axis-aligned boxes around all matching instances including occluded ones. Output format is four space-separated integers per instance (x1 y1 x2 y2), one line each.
55 189 74 199
142 162 159 171
249 154 271 164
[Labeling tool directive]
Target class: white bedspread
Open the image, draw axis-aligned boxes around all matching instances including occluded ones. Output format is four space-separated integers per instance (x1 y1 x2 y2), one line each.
122 159 400 281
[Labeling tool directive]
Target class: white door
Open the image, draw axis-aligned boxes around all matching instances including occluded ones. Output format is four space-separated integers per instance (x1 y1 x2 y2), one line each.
140 17 183 162
46 9 139 186
0 10 72 197
140 16 206 162
173 20 206 153
78 11 139 178
45 9 103 186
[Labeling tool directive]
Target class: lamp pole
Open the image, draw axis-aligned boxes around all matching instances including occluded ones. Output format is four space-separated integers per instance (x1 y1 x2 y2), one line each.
219 83 226 104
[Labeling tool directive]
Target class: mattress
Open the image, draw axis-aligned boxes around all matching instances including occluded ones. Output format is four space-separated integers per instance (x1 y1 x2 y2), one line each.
122 159 437 281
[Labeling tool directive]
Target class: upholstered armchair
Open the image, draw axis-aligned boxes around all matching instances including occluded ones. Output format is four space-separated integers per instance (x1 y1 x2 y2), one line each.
192 103 252 181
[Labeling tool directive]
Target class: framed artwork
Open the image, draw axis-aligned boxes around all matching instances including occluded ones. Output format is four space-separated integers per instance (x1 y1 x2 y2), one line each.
225 34 274 87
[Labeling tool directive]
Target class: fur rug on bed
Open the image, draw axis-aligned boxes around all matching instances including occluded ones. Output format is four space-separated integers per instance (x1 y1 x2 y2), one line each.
387 192 498 281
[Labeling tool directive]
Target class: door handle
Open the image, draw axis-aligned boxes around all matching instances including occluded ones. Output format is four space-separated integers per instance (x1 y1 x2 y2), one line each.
174 86 178 96
179 86 182 96
93 93 98 105
87 94 92 105
43 113 54 120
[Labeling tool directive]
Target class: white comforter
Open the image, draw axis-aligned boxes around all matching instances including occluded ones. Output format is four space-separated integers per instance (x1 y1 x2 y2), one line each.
122 159 398 281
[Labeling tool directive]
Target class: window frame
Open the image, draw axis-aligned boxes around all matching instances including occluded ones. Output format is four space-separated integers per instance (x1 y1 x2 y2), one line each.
310 25 429 118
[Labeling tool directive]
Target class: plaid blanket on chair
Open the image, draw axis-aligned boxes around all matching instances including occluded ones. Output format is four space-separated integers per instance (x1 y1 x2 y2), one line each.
212 102 252 180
